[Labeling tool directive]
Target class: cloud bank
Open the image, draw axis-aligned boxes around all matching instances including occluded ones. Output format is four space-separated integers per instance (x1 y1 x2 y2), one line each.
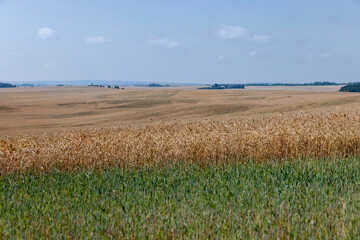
216 25 270 43
37 27 56 40
217 25 249 39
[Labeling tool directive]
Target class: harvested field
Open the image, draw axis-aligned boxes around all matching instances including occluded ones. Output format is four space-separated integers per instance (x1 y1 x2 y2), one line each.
1 85 359 134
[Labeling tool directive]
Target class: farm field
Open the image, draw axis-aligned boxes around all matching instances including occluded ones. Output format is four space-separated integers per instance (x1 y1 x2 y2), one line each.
1 85 358 134
1 158 360 239
1 86 360 238
4 0 360 238
2 86 360 172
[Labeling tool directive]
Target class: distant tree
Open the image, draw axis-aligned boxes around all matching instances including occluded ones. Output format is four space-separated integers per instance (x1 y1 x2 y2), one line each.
0 82 16 88
114 86 119 89
312 81 337 86
20 83 34 87
244 81 342 87
339 83 360 92
149 83 161 87
199 83 244 90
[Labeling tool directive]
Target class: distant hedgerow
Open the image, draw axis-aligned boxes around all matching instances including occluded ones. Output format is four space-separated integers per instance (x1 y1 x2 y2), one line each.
0 82 16 88
339 83 360 92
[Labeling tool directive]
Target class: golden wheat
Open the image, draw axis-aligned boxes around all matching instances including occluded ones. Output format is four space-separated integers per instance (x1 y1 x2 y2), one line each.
1 109 360 172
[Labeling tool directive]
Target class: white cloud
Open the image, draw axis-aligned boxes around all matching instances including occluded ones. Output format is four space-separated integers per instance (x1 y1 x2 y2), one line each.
249 50 257 57
216 25 270 43
217 55 225 61
148 38 181 48
252 34 270 43
216 25 249 39
85 36 110 44
321 53 331 59
37 27 56 40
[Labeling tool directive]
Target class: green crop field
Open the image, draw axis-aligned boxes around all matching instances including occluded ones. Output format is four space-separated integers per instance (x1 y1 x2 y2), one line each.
1 158 360 239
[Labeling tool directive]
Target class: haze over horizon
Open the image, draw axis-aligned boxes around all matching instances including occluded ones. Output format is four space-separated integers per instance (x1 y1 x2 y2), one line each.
1 0 360 84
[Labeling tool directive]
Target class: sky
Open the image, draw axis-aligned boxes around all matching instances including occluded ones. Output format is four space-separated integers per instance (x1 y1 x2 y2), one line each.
1 0 360 84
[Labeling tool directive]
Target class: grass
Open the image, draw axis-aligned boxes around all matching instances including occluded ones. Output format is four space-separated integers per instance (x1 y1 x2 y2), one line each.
1 157 360 239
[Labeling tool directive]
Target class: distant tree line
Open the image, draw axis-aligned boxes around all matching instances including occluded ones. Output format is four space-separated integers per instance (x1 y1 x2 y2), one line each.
199 81 346 89
88 83 124 89
339 83 360 92
20 83 34 87
149 83 170 87
244 81 341 86
134 83 170 87
0 82 16 88
199 83 245 89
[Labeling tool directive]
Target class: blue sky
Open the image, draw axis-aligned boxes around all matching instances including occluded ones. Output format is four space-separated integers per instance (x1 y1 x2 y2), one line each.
1 0 360 84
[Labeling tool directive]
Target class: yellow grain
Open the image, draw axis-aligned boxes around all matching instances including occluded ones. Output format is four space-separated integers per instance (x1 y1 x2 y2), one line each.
1 110 360 172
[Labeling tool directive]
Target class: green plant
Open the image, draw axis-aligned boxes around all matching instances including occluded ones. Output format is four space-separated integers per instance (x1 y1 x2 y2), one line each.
0 158 360 238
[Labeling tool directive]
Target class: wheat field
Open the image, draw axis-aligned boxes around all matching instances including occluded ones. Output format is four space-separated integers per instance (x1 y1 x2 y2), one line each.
2 86 360 172
1 107 360 172
2 86 360 238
